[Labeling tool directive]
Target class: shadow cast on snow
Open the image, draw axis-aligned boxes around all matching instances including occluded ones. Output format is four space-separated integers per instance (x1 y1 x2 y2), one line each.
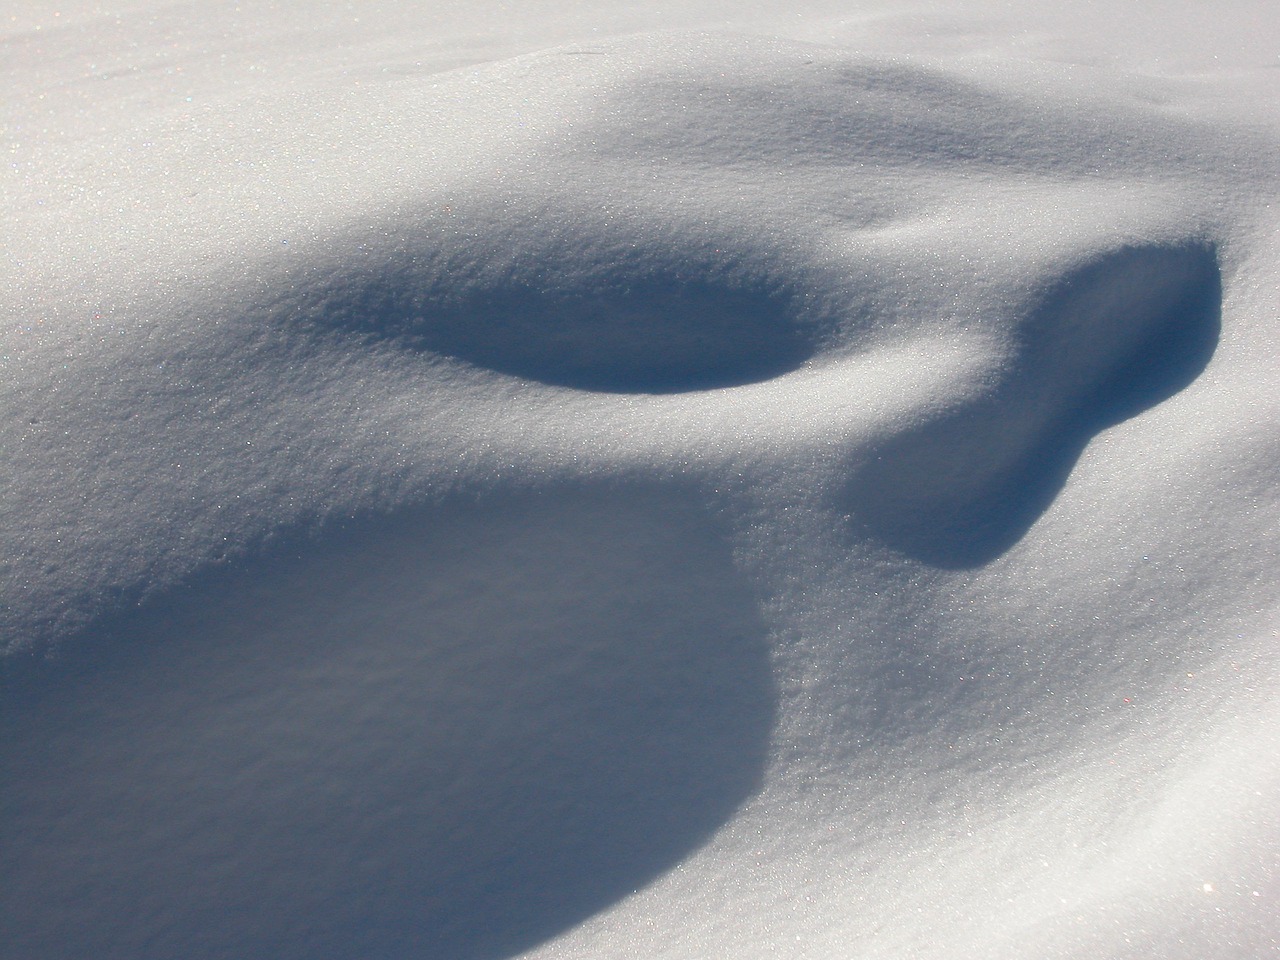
843 242 1222 568
0 206 1221 956
2 483 775 960
300 248 817 394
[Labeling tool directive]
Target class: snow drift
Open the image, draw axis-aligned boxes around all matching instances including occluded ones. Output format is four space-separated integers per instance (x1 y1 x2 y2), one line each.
3 12 1278 960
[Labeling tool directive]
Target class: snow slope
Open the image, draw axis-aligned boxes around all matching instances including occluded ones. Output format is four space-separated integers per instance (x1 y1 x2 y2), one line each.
3 4 1279 959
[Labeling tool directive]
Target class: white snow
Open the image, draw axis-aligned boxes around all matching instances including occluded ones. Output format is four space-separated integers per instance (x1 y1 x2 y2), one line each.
3 2 1279 959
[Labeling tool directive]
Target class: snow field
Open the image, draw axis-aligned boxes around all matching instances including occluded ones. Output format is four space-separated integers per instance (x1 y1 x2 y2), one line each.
4 10 1279 960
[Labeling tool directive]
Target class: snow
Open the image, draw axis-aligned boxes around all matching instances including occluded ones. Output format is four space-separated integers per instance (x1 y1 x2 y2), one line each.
3 2 1279 959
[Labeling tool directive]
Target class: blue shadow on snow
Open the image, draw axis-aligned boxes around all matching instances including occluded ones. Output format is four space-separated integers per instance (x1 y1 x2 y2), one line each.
842 242 1222 568
1 482 775 960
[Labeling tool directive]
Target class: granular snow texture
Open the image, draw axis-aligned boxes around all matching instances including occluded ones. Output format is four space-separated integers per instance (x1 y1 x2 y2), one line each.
3 4 1278 959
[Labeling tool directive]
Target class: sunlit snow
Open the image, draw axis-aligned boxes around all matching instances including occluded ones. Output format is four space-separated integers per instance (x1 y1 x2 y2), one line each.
3 2 1278 959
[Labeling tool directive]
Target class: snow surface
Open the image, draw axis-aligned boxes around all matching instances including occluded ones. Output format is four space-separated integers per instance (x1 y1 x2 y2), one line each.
3 2 1279 959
